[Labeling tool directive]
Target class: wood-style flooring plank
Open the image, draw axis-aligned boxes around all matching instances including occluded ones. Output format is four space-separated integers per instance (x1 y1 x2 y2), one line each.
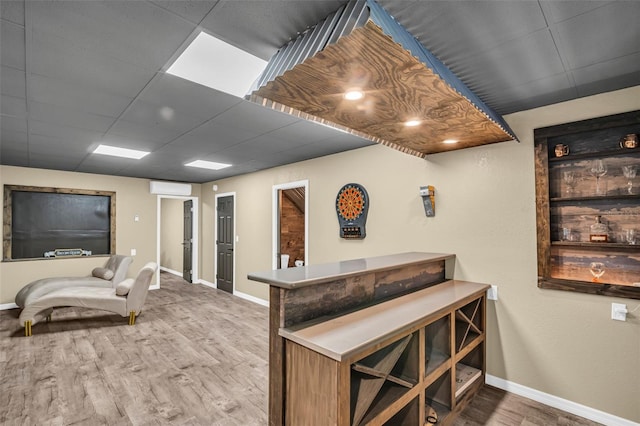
1 272 602 425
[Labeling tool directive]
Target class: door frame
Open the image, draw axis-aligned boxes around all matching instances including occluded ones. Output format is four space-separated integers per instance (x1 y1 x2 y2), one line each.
272 180 309 270
155 195 199 289
214 192 236 293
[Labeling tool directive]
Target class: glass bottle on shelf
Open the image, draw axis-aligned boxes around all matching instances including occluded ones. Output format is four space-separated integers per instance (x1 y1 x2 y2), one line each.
589 215 608 242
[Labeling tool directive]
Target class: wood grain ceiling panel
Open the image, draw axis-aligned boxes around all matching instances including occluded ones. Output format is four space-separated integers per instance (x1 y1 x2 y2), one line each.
252 20 514 157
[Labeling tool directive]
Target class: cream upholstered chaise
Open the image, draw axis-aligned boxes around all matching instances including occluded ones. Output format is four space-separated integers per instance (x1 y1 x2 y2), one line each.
15 254 133 308
20 262 157 337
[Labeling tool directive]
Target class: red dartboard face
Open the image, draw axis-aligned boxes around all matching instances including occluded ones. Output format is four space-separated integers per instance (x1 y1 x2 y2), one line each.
336 185 366 221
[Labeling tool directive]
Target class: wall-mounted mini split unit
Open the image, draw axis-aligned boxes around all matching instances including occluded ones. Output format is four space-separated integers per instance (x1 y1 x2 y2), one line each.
149 181 192 196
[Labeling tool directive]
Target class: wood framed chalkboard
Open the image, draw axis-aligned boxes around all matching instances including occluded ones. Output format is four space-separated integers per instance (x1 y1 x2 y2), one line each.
3 185 116 260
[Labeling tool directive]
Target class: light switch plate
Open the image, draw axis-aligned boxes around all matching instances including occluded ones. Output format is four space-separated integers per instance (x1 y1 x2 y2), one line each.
611 303 627 321
131 248 137 256
487 285 498 301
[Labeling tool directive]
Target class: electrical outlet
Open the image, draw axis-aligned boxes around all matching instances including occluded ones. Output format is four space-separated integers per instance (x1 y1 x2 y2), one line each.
131 248 137 256
487 285 498 301
611 303 627 321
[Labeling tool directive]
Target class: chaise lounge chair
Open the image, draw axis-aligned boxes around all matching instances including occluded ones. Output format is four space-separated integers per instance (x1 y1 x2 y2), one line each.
15 254 133 308
19 262 157 337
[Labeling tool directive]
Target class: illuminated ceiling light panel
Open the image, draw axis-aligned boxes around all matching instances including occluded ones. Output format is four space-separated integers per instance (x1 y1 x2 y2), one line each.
344 90 364 100
93 144 149 159
185 160 232 170
167 32 268 98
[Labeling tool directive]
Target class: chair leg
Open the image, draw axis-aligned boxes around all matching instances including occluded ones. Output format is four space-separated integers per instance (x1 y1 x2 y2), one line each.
128 311 136 326
24 320 32 337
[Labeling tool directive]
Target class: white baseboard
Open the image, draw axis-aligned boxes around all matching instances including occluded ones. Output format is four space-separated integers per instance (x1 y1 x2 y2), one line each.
198 279 216 289
159 266 182 277
486 374 639 426
234 290 269 307
197 279 268 307
0 302 18 311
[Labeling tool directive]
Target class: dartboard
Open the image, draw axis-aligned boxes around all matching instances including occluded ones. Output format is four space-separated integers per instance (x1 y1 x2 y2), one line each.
336 184 366 220
335 183 369 239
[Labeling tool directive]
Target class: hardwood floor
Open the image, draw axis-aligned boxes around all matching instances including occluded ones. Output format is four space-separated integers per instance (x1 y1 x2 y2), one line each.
0 272 602 425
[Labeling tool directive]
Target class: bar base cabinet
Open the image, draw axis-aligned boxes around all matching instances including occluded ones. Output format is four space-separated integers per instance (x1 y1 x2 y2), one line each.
280 280 489 426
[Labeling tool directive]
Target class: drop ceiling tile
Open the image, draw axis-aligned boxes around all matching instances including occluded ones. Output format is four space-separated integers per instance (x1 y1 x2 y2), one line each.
1 115 27 134
553 2 640 69
542 1 613 23
29 120 103 144
318 134 374 151
29 101 115 133
267 120 345 144
1 0 25 26
1 20 25 70
169 121 260 154
138 73 242 121
230 135 305 155
200 144 260 164
30 1 196 71
149 1 215 24
211 101 299 135
383 1 547 60
28 153 81 171
200 0 344 60
454 29 566 92
1 65 26 98
573 52 640 97
478 72 575 115
107 119 187 148
30 29 155 98
1 94 26 118
0 148 29 167
117 98 209 137
0 128 28 149
29 74 133 118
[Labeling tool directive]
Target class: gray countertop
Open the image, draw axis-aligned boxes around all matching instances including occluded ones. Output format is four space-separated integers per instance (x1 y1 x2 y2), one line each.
247 252 455 290
279 279 490 362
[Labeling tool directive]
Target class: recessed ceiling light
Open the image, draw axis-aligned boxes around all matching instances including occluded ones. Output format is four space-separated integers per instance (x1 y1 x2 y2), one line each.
344 90 364 101
404 120 421 127
443 139 458 144
93 144 149 159
185 160 232 170
167 32 267 98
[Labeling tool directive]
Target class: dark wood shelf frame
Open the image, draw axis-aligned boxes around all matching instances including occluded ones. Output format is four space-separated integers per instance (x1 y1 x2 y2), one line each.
535 110 640 299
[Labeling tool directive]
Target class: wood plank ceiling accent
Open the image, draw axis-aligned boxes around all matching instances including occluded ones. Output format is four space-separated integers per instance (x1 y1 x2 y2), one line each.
250 0 517 158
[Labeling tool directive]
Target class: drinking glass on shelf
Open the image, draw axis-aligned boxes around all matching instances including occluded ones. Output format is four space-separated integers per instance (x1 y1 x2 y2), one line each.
625 229 637 245
562 170 577 195
622 165 637 195
589 262 605 282
589 160 607 195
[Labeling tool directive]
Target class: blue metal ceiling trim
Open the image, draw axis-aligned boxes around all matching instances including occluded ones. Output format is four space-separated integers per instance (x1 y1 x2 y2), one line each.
366 0 518 141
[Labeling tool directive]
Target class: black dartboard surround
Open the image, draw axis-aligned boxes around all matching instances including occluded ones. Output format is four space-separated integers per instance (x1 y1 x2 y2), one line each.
336 183 369 239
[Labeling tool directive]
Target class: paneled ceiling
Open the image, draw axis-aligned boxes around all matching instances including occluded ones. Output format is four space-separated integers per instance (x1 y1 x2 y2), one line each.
1 1 639 183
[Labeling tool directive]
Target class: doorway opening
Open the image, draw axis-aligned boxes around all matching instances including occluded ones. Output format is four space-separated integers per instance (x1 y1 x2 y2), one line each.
215 193 235 294
156 195 199 289
272 180 308 270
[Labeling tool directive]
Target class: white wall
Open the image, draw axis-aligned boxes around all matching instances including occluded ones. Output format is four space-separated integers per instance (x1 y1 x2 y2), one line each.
202 86 640 423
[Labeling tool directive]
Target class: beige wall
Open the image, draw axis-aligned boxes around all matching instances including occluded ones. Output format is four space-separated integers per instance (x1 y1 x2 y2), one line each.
203 86 640 422
160 198 184 273
0 166 188 304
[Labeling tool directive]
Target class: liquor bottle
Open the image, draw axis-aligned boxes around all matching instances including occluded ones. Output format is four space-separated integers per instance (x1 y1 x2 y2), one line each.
589 215 608 242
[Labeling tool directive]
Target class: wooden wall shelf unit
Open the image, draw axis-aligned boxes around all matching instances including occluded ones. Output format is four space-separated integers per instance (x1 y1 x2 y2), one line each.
248 252 489 425
534 110 640 299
